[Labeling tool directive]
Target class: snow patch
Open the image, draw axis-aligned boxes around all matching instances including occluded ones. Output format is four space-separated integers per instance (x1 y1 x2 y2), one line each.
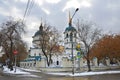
47 70 120 76
2 66 40 78
3 66 120 77
20 68 41 72
3 66 30 74
17 74 41 78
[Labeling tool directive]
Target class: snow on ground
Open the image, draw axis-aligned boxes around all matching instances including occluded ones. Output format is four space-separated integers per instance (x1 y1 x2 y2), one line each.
47 70 120 76
3 66 120 77
2 66 39 77
3 66 30 74
20 67 120 77
19 67 120 77
20 68 41 72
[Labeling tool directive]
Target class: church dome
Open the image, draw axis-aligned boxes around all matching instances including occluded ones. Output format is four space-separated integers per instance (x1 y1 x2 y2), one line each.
34 30 41 37
33 23 44 37
65 25 76 32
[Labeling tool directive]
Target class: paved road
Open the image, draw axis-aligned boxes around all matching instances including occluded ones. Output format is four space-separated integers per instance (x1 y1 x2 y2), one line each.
48 74 120 80
0 71 120 80
0 73 43 80
33 71 120 80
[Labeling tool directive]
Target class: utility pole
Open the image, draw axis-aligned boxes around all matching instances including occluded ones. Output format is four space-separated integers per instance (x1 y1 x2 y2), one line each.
70 8 79 75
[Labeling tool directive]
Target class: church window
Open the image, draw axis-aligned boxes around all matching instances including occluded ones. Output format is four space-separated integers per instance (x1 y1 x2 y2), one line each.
70 32 73 41
66 33 68 37
27 63 29 66
56 61 59 65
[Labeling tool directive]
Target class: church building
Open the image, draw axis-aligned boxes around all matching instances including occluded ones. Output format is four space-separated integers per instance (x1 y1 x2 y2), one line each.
20 12 82 70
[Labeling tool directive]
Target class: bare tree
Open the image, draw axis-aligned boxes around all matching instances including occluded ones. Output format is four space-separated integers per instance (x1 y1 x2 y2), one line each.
0 18 26 70
76 19 101 71
37 23 61 66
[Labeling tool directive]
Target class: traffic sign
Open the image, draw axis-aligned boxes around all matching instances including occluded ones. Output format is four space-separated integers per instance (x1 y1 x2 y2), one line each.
13 50 18 55
77 51 83 59
76 43 81 51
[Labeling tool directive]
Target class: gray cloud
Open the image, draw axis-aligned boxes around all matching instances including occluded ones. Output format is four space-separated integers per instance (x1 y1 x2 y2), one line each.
0 0 120 47
88 0 120 33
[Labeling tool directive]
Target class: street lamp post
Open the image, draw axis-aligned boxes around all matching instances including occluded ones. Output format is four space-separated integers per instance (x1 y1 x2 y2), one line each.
70 8 79 75
70 32 74 74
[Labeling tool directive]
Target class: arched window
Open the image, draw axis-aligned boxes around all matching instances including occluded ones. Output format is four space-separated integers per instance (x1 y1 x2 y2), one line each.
27 63 29 66
66 33 68 37
56 61 59 65
70 32 73 41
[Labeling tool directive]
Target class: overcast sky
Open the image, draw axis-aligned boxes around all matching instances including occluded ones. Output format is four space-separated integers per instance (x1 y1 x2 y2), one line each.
0 0 120 48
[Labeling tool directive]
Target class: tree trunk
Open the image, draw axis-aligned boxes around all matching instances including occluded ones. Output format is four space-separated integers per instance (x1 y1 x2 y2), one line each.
86 51 91 72
41 49 50 67
87 59 91 71
49 54 53 64
47 55 53 67
45 56 50 67
8 39 13 71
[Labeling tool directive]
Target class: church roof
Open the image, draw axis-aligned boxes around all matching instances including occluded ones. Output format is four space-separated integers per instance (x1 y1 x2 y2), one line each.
34 30 41 37
33 23 44 37
65 25 76 32
65 11 77 32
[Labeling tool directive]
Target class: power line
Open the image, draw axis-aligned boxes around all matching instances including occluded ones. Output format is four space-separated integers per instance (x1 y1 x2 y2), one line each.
22 0 31 22
22 0 36 23
27 0 35 17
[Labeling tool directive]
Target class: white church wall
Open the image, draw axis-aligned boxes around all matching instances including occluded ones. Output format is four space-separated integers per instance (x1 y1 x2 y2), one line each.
30 48 42 56
62 57 72 67
52 55 63 67
36 59 46 67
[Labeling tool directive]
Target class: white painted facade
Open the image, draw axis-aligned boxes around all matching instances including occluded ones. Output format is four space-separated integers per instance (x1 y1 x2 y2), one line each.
20 22 84 68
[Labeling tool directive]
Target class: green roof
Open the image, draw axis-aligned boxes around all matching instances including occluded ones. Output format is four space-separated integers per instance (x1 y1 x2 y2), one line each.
33 30 46 37
34 30 41 36
65 25 76 32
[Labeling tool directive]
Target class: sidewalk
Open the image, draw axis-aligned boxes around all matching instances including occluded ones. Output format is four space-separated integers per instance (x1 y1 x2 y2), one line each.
19 67 120 77
0 66 39 78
